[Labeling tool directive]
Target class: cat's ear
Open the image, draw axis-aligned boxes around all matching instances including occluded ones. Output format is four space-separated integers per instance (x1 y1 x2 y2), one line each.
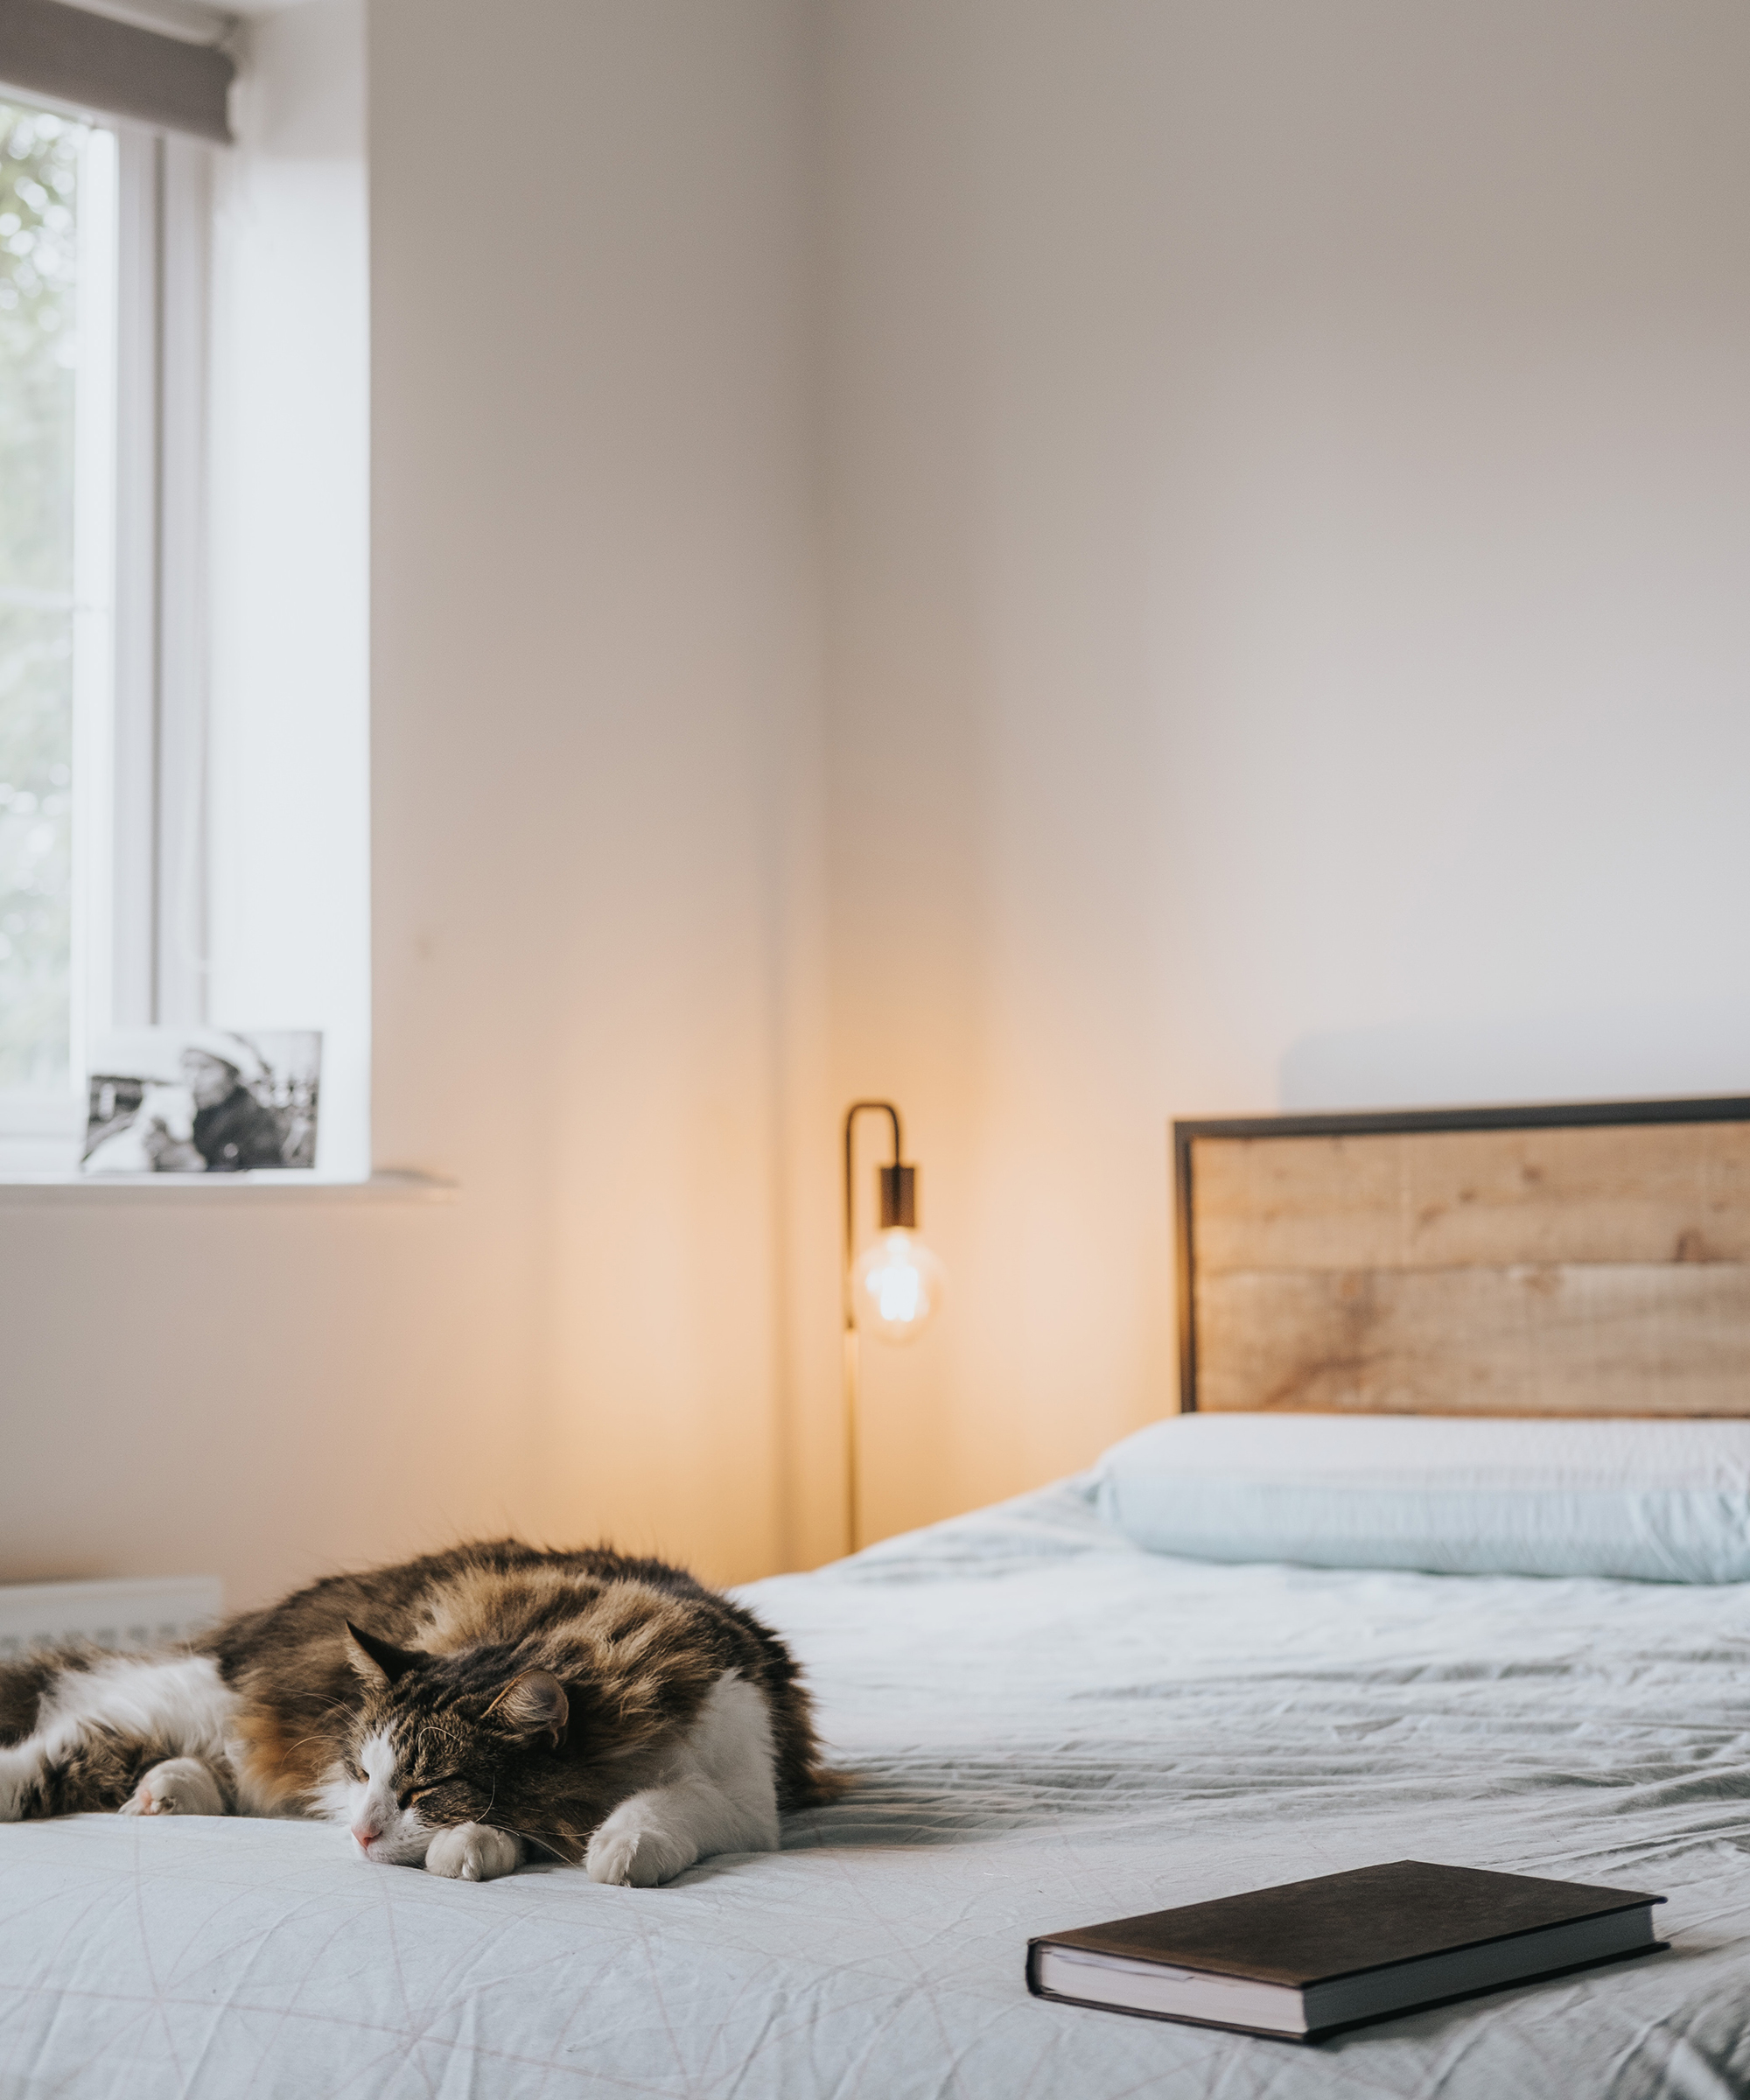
488 1670 569 1747
345 1621 426 1687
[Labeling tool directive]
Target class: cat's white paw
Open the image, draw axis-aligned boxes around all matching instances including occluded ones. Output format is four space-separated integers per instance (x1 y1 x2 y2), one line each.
424 1822 522 1883
120 1757 227 1818
585 1804 695 1887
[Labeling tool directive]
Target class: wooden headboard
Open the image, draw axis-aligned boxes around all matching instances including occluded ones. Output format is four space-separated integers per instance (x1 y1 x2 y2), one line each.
1173 1096 1750 1417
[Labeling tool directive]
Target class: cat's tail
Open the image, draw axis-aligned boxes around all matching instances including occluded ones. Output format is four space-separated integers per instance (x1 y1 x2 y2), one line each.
790 1761 856 1810
768 1698 856 1815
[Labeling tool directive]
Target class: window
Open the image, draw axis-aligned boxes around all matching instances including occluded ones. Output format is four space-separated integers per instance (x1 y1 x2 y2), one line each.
0 98 108 1111
0 2 371 1183
0 90 213 1172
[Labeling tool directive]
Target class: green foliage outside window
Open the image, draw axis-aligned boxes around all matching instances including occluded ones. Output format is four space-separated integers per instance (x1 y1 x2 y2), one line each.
0 100 85 1090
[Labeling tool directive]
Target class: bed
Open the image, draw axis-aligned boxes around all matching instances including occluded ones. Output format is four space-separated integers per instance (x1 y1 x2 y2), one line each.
5 1096 1750 2097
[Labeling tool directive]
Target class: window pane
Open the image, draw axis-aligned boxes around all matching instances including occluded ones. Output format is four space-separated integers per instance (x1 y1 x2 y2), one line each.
0 102 89 1091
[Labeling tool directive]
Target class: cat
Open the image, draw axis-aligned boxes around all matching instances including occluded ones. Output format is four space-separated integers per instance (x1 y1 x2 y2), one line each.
0 1540 841 1884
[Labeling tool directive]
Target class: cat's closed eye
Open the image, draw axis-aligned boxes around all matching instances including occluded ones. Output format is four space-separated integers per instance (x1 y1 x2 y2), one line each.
402 1776 464 1808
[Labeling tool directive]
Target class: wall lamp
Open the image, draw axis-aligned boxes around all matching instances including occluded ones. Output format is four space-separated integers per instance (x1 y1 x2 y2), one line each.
842 1100 945 1553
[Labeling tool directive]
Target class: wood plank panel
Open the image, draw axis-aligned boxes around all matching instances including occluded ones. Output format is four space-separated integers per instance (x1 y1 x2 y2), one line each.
1195 1264 1750 1417
1191 1122 1750 1275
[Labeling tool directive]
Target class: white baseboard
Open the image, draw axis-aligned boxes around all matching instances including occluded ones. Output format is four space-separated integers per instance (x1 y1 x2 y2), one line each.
0 1576 224 1660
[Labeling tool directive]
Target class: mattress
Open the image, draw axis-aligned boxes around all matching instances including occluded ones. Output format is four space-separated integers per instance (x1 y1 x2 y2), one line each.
4 1479 1750 2097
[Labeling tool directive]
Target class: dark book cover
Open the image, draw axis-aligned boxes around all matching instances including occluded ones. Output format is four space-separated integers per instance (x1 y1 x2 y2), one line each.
1028 1860 1667 2040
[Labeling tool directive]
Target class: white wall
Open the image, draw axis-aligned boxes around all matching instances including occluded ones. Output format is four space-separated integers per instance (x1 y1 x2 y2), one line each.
368 0 827 1581
816 0 1750 1550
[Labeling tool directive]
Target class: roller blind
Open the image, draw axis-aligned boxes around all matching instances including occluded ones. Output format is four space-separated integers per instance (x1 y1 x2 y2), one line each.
0 0 232 142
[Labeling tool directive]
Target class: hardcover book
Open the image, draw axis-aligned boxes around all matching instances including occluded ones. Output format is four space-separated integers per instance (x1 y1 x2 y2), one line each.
1026 1860 1666 2041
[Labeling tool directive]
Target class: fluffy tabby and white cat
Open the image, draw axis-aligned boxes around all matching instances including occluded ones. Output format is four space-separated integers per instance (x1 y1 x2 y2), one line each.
0 1542 840 1884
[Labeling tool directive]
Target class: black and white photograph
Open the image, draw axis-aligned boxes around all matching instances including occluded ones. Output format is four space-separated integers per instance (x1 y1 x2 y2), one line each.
80 1028 322 1174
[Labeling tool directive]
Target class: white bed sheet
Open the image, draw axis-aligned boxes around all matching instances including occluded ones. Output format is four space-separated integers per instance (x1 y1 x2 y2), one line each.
5 1479 1750 2098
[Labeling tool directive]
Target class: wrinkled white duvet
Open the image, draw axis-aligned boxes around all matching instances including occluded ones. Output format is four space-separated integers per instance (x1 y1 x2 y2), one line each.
5 1479 1750 2098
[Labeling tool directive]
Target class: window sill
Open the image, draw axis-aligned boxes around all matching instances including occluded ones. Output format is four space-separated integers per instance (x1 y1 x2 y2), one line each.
0 1169 457 1206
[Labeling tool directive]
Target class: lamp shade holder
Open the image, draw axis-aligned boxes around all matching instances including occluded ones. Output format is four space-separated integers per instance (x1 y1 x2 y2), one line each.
878 1163 916 1230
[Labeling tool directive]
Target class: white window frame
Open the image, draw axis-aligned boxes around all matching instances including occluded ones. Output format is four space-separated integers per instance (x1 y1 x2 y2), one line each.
0 100 214 1174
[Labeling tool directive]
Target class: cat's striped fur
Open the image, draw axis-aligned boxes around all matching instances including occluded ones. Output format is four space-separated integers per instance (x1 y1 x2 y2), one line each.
0 1541 841 1885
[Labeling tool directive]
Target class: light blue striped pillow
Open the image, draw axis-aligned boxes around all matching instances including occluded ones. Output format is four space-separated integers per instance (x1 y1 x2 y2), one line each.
1096 1414 1750 1583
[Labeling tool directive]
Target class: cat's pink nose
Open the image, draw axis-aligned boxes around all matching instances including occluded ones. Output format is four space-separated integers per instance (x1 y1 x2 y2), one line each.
352 1823 381 1851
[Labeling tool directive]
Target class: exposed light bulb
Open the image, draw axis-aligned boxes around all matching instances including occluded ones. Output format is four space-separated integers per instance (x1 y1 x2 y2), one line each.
852 1228 945 1344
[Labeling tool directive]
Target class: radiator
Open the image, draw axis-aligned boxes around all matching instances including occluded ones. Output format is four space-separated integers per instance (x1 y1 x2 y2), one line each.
0 1576 224 1661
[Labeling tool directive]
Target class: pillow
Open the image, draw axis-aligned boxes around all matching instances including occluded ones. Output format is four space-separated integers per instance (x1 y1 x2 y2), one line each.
1095 1413 1750 1583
